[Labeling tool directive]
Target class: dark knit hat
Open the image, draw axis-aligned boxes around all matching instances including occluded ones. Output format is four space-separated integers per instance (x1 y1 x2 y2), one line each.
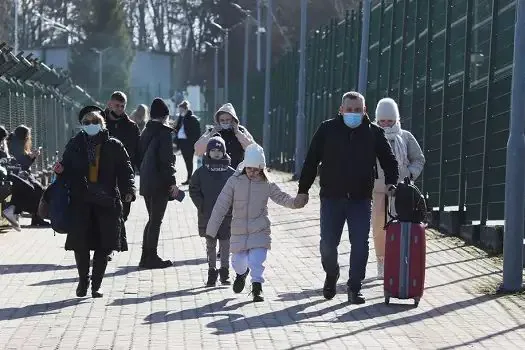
150 98 170 119
206 136 227 155
78 105 105 122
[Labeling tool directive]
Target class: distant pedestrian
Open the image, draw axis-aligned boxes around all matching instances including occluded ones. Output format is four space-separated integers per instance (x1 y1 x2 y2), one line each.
130 104 149 133
138 98 179 269
189 136 235 287
54 106 135 298
298 91 399 304
173 100 201 185
206 144 307 302
372 98 425 278
194 103 254 170
104 91 141 222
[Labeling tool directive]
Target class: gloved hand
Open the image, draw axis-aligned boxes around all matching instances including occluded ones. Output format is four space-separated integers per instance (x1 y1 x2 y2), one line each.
294 193 309 208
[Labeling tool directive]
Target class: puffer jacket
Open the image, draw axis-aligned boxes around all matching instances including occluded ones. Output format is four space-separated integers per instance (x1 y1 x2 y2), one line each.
374 129 425 193
206 172 296 253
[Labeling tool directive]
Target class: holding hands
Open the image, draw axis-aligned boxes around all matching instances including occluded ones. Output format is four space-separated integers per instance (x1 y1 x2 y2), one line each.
294 193 309 209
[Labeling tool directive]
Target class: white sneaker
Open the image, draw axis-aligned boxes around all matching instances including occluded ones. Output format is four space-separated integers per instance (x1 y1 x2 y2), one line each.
377 258 384 280
3 206 21 232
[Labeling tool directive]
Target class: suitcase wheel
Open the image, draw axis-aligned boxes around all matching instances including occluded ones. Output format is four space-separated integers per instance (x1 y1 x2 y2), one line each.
414 297 420 307
384 297 390 305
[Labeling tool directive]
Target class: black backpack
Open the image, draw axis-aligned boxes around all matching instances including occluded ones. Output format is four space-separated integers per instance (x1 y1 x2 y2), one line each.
392 176 427 223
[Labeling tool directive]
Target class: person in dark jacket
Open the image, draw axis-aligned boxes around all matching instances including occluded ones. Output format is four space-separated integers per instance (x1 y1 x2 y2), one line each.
105 91 141 222
174 100 201 185
3 125 48 227
138 98 179 269
53 106 136 298
189 136 234 287
194 103 254 170
297 91 399 305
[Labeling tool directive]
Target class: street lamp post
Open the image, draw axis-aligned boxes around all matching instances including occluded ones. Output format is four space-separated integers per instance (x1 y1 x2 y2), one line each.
210 20 230 103
14 0 19 53
205 41 219 111
232 2 260 126
91 47 111 101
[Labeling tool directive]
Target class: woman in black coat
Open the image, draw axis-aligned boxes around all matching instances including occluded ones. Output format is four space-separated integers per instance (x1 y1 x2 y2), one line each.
3 125 48 227
54 106 136 298
138 98 179 269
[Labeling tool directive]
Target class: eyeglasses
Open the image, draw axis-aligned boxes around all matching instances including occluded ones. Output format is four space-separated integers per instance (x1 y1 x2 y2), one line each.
81 119 100 126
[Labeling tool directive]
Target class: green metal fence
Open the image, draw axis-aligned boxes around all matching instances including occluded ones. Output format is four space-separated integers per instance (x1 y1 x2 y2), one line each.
230 0 516 225
0 42 98 175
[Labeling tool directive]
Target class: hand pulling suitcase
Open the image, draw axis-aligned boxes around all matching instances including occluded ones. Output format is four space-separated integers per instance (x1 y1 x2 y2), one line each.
383 220 426 306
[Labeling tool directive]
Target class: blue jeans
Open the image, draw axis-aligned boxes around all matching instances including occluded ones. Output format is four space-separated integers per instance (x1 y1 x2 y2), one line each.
320 198 372 293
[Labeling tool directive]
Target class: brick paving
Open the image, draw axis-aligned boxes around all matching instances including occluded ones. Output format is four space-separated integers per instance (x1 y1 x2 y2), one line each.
1 160 525 349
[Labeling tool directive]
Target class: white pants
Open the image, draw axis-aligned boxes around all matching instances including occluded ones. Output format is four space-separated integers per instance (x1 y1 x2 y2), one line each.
231 248 268 283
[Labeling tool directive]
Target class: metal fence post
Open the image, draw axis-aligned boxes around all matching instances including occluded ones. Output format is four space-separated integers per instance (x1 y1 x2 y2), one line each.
500 0 525 293
294 0 307 179
358 0 371 96
262 0 273 159
479 0 499 225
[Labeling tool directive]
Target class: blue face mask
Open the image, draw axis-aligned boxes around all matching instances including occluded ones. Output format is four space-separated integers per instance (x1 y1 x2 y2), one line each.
343 113 363 128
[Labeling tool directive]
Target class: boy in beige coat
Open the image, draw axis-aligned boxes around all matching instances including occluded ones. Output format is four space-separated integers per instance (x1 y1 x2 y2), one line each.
206 144 308 302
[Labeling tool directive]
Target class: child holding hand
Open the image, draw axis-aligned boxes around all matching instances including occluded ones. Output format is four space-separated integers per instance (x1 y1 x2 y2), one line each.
206 144 308 302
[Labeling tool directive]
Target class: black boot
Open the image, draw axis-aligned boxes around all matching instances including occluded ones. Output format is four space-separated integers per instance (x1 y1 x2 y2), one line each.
323 271 340 300
138 250 148 269
251 282 264 302
233 268 250 294
74 251 90 297
219 267 231 285
206 268 219 287
143 253 172 269
91 251 109 298
348 290 365 304
31 215 51 227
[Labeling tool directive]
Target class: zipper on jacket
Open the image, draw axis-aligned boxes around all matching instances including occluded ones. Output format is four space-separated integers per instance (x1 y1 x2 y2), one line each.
245 179 251 249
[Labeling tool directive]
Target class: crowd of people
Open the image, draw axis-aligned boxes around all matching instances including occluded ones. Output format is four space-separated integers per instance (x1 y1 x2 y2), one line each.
3 89 425 304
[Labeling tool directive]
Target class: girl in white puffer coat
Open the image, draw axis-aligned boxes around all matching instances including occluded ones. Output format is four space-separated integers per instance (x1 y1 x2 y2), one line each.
206 144 308 302
372 98 425 279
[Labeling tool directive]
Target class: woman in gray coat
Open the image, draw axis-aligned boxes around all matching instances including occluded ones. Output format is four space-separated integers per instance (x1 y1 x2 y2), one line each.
189 137 234 287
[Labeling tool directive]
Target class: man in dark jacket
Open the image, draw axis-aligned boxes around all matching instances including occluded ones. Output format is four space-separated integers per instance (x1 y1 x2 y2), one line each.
173 100 201 185
297 91 399 304
105 91 141 222
138 98 178 269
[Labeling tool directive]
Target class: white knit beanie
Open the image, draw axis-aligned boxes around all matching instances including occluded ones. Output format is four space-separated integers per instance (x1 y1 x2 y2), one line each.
239 143 266 169
375 98 400 121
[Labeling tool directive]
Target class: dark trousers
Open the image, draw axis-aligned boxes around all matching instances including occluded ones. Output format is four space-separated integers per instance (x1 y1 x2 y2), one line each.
74 249 110 290
178 139 194 181
122 201 131 222
8 174 43 216
142 195 169 257
320 198 372 293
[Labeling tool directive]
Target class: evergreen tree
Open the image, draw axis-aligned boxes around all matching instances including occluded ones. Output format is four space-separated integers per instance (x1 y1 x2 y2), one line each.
70 0 133 102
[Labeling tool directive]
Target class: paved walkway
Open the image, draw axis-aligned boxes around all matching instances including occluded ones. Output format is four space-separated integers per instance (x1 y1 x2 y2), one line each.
1 162 525 349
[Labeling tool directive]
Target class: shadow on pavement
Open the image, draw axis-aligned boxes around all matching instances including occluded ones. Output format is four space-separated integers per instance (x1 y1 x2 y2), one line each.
0 298 86 321
29 265 138 286
285 294 500 349
0 264 75 275
109 286 218 306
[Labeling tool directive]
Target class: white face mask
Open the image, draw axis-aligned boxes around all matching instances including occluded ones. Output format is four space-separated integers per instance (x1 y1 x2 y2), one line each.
220 123 232 130
82 124 102 136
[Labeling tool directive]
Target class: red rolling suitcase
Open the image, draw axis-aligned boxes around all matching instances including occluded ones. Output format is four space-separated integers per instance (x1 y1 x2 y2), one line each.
383 220 426 306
